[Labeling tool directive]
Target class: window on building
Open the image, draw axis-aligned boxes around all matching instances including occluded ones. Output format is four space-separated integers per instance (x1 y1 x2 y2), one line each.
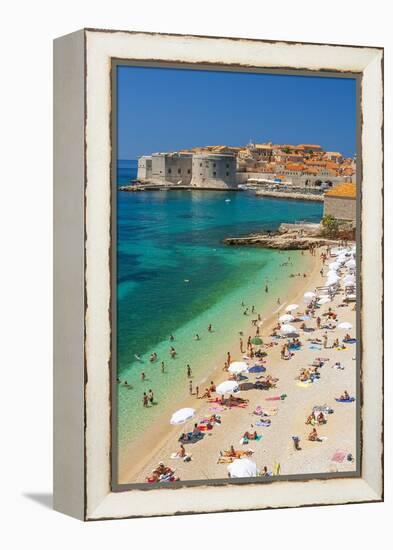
213 163 216 167
213 171 216 176
168 168 172 174
226 171 229 176
178 168 181 174
200 163 202 167
226 163 229 168
187 169 191 174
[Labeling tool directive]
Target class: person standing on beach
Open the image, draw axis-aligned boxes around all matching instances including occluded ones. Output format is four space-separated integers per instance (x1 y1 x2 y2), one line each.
143 392 148 407
148 389 154 405
208 324 212 332
161 361 165 373
195 386 199 398
240 337 244 353
323 333 328 349
187 364 192 378
189 380 193 395
252 305 255 314
265 284 269 293
141 372 146 382
227 351 231 365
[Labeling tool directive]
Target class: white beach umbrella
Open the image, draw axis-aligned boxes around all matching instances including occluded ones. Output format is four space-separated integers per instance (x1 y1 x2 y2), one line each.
329 262 341 271
337 322 353 330
343 274 355 284
170 407 196 425
326 273 339 283
304 291 316 303
346 259 356 269
344 280 356 288
279 313 294 323
280 323 298 335
317 296 331 305
285 304 299 312
228 361 248 374
216 380 239 395
228 458 258 478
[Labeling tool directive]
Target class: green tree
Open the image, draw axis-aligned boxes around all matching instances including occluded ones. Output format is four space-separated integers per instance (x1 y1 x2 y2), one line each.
322 215 339 237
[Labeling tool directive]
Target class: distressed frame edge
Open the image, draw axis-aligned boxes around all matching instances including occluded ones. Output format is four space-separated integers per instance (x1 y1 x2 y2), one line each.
80 29 383 521
53 29 86 521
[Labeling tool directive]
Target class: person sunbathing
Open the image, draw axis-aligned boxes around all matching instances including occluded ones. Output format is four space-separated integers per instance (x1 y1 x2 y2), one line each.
177 444 186 458
199 387 211 399
343 333 352 342
317 412 326 424
243 430 258 440
339 390 350 400
308 428 320 442
209 381 216 392
305 414 314 425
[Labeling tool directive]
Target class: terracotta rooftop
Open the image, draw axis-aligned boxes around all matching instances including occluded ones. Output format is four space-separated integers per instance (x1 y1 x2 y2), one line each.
325 182 356 198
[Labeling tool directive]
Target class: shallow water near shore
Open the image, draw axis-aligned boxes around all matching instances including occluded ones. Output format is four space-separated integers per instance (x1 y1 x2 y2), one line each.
116 160 323 458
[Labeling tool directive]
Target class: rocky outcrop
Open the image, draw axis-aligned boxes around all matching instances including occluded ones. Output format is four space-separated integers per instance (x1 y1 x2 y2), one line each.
255 190 324 201
224 222 353 250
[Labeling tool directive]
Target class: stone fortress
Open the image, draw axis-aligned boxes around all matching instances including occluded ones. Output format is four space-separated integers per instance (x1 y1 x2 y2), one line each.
137 151 237 189
135 142 356 191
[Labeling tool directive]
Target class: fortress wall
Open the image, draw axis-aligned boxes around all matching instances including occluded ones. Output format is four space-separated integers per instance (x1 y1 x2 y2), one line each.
190 154 237 189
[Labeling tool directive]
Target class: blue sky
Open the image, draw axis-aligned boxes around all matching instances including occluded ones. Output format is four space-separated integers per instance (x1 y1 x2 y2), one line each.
117 65 356 160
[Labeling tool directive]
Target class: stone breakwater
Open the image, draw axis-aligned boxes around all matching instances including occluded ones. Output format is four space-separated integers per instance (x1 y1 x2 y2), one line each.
255 190 324 202
224 223 346 250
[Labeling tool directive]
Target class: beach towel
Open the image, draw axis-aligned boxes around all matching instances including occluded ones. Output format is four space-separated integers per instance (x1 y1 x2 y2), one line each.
170 452 192 461
343 338 357 344
248 365 266 373
331 450 347 463
255 419 271 427
297 381 312 388
335 397 355 403
208 406 224 413
217 457 233 464
265 394 287 401
309 344 322 350
240 435 262 445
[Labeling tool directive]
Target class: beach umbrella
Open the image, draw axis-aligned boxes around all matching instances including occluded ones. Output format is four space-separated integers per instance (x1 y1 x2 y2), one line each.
317 296 331 305
329 262 341 271
228 458 258 478
280 324 298 335
285 304 299 312
170 407 196 425
343 274 355 284
304 291 316 303
216 380 239 395
228 361 248 374
250 337 263 345
279 313 294 323
346 259 356 269
337 322 353 330
344 280 356 288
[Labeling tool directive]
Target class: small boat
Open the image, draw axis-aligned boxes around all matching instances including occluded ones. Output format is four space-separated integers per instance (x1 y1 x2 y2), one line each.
225 199 231 202
134 354 142 362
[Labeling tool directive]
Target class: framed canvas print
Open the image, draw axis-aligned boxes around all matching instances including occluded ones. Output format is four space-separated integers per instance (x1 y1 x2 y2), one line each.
53 29 383 520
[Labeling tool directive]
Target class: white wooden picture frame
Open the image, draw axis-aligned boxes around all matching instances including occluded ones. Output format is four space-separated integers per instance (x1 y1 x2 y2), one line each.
54 28 383 520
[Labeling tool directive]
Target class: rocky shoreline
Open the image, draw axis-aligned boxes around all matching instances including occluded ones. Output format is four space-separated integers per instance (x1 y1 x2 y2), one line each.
255 190 324 202
224 222 353 250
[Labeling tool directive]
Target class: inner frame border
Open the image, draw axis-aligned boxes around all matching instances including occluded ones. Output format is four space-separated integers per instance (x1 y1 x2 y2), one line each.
109 59 363 493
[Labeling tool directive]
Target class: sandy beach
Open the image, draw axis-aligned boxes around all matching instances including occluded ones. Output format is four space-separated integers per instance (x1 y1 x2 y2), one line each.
119 244 357 484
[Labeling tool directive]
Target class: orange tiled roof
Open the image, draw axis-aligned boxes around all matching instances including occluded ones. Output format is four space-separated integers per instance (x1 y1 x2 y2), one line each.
325 182 356 198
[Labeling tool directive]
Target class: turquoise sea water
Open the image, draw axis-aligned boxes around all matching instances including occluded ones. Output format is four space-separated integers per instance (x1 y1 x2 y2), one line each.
117 160 323 452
